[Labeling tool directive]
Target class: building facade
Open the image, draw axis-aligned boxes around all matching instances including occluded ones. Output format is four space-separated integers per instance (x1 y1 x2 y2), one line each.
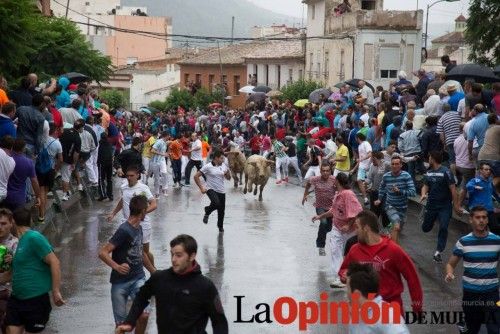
51 0 172 67
304 0 423 89
178 41 305 108
250 24 301 39
423 15 470 73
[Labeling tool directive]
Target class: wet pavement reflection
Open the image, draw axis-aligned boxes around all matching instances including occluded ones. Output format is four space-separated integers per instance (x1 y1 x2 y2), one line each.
41 180 484 333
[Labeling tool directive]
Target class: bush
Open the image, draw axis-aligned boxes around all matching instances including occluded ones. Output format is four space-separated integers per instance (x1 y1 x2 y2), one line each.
165 88 195 110
100 89 126 110
148 100 167 111
280 80 325 103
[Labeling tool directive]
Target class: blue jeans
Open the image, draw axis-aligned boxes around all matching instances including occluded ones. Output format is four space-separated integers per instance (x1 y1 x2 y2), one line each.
111 276 146 324
315 207 332 248
421 205 452 252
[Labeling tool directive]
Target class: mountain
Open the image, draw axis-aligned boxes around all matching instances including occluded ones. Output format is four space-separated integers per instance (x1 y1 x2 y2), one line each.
122 0 301 41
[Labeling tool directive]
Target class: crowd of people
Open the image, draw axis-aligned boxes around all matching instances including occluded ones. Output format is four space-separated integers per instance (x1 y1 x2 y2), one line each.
0 59 498 333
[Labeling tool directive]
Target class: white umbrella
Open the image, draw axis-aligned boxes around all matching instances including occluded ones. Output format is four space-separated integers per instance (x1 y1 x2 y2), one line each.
239 85 255 94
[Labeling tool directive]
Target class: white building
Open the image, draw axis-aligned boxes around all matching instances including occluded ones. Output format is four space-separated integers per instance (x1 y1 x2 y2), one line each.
250 24 301 39
304 0 423 89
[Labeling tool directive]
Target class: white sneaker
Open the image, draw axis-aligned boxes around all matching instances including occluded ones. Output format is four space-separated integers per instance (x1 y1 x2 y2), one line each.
77 184 83 191
329 278 346 288
61 194 69 201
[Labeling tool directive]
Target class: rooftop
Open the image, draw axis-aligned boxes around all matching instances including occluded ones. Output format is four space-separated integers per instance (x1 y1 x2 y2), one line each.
431 31 465 44
177 41 304 65
455 14 466 22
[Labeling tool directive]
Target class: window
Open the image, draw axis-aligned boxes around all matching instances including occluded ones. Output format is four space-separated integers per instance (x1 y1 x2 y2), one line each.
288 68 293 82
195 74 201 85
361 0 376 10
184 73 189 86
309 53 314 79
126 57 138 65
324 51 329 79
312 5 316 20
316 62 321 79
299 69 303 80
277 65 281 89
222 75 227 84
379 47 400 79
208 74 215 93
339 49 345 81
234 75 241 95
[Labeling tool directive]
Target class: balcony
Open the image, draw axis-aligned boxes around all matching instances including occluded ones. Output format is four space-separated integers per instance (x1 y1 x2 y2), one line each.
326 10 423 35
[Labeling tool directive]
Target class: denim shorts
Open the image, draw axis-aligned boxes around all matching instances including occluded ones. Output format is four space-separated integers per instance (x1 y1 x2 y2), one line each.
384 204 406 229
111 276 147 324
357 167 367 181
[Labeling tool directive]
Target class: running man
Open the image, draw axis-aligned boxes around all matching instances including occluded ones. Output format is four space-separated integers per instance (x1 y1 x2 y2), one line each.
272 138 289 185
194 149 231 233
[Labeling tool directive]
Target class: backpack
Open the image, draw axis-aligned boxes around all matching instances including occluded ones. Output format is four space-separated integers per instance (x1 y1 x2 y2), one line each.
36 139 56 174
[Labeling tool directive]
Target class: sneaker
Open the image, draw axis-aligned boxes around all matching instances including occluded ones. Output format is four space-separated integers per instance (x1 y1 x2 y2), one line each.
276 180 282 185
108 196 114 202
97 197 107 201
61 194 69 201
364 197 369 205
329 278 346 288
203 215 209 224
318 248 326 256
77 184 83 191
433 252 442 263
218 227 224 233
184 183 191 187
284 177 289 183
36 217 45 225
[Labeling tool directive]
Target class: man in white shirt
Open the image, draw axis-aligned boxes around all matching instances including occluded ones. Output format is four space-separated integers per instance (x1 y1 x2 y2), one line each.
150 131 170 197
360 105 370 125
184 132 203 187
423 89 441 116
107 165 158 265
359 81 374 107
194 149 231 233
352 133 372 205
0 136 15 202
58 98 83 125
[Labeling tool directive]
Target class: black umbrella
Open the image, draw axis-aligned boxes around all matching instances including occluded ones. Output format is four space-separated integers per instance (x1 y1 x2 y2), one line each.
493 65 500 77
246 92 267 104
308 88 332 104
446 64 499 83
61 72 89 84
344 79 375 92
253 85 272 93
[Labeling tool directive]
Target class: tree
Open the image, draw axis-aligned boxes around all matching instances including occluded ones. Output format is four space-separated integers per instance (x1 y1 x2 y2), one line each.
100 89 126 110
0 0 112 83
148 100 167 111
280 80 325 103
164 88 195 110
465 0 500 67
193 88 225 109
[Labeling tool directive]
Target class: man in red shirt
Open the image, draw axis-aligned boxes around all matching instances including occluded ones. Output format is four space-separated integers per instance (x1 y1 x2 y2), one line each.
339 210 423 314
247 133 261 155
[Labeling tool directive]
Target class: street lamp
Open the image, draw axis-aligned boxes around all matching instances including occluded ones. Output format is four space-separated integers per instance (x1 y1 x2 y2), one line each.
424 0 460 50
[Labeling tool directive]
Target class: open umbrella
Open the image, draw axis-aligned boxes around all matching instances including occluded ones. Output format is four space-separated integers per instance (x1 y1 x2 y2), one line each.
494 65 500 77
61 72 89 84
344 79 375 92
209 102 222 109
294 99 309 108
239 85 255 94
266 90 282 98
246 92 267 104
446 64 499 83
253 85 272 93
309 88 332 104
333 82 345 89
139 107 152 114
319 103 336 114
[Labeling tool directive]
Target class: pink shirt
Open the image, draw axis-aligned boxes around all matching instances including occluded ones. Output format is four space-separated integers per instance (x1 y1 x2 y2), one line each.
329 189 363 232
261 136 271 151
454 134 475 169
309 176 336 209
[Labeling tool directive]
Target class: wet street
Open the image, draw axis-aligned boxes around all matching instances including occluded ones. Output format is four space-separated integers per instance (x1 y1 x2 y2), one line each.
41 177 484 334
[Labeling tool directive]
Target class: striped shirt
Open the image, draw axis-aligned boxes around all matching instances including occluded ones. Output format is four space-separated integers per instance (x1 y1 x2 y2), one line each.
453 232 500 293
378 171 416 212
272 140 287 159
150 139 167 164
436 111 461 146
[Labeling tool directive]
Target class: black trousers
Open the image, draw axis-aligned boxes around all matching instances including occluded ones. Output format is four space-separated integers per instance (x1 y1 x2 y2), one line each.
98 163 113 198
184 160 202 185
462 289 500 334
205 189 225 228
171 159 182 183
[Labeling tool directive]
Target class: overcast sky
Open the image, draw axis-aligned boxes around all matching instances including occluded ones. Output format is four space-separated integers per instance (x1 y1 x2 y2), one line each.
247 0 470 24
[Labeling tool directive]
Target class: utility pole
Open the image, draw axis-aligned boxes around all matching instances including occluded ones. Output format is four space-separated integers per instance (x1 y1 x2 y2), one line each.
217 41 225 107
231 16 235 45
65 0 70 18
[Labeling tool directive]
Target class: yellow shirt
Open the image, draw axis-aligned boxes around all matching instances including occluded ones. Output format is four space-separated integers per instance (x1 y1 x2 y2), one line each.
335 144 350 171
142 136 156 158
377 111 385 126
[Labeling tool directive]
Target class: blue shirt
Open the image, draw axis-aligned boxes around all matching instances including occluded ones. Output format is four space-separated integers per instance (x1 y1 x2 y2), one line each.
378 171 416 211
448 91 465 111
385 123 395 147
466 176 500 212
109 221 145 284
453 232 500 293
424 166 454 209
467 112 489 147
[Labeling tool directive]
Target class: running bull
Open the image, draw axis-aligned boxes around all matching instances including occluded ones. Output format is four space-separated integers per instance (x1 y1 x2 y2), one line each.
226 149 246 188
243 155 273 201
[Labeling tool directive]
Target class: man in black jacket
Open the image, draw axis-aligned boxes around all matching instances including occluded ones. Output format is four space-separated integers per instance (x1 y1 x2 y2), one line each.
115 234 228 334
97 133 114 201
114 137 144 177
